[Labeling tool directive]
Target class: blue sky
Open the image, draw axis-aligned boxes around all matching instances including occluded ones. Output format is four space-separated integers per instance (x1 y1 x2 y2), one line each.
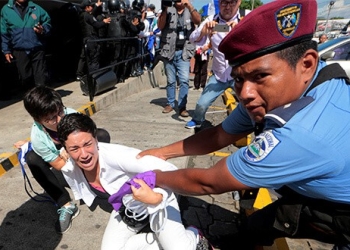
192 0 350 19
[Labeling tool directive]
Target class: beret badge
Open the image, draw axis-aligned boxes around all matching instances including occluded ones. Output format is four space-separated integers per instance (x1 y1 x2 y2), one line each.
276 4 301 38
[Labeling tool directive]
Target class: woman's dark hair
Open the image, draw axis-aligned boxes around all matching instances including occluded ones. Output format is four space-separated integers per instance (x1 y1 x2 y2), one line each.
276 40 318 70
23 86 64 121
57 113 97 147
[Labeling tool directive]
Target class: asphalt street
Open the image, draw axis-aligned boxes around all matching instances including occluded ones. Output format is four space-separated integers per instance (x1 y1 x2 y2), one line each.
0 65 242 250
0 63 333 250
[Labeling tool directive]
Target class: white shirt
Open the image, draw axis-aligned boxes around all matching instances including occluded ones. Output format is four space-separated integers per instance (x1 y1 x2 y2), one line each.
61 142 177 206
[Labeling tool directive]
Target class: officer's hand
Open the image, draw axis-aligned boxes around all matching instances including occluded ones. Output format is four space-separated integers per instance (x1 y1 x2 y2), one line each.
136 148 167 161
5 53 13 63
104 17 111 24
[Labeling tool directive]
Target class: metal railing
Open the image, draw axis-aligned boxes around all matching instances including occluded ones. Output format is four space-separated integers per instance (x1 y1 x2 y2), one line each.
84 36 156 101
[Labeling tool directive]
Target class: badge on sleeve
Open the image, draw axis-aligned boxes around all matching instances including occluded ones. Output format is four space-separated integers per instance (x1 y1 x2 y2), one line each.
244 130 280 162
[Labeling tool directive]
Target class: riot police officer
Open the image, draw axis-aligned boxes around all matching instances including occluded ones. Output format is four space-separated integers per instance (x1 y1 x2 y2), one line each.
123 0 145 77
76 0 111 80
103 0 129 82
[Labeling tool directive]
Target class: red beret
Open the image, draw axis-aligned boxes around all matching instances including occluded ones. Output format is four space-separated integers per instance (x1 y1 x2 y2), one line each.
219 0 317 68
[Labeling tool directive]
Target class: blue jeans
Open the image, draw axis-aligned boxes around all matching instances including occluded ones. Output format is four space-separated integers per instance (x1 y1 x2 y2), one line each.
333 245 350 250
192 75 235 123
164 50 190 110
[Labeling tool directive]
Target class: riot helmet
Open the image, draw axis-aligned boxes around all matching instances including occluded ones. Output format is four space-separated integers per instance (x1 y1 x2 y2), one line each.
119 0 127 10
108 0 120 12
131 0 145 11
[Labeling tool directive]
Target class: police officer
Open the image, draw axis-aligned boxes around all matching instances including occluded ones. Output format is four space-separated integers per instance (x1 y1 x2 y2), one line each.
76 0 111 80
135 0 350 249
122 0 145 77
104 0 128 82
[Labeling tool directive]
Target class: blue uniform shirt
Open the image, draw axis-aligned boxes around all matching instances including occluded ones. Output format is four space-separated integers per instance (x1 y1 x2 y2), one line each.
222 61 350 204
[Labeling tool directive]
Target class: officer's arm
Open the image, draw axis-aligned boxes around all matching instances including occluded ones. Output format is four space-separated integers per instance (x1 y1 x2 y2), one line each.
88 14 106 29
169 124 248 158
154 157 251 195
137 124 249 160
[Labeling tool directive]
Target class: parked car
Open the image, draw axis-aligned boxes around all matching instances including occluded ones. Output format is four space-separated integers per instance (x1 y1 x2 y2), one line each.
318 36 350 77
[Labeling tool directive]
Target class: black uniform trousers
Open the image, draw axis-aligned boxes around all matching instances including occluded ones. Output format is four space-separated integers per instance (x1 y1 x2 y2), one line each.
13 48 47 87
219 187 350 250
76 37 101 77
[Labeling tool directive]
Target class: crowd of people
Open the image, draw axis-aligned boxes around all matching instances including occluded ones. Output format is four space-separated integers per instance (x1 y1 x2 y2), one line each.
75 0 162 82
0 0 163 95
5 0 350 249
73 0 167 84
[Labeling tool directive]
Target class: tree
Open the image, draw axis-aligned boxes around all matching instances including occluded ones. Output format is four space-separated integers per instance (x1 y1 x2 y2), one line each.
240 0 263 10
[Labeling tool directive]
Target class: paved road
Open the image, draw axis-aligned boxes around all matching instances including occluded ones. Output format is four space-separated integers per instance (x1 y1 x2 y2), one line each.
0 63 333 249
0 67 241 250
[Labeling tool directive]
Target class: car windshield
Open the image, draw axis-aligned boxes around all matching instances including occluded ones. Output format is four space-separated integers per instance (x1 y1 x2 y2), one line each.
318 37 350 51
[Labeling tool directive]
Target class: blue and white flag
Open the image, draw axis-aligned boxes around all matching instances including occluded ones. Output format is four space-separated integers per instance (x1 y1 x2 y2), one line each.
201 0 219 17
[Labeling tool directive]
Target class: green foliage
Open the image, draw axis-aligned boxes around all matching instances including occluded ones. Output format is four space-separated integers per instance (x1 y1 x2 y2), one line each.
240 0 263 10
198 8 203 15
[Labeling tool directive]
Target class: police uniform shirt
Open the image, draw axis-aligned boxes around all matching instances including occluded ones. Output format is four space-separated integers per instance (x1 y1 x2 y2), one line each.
222 61 350 205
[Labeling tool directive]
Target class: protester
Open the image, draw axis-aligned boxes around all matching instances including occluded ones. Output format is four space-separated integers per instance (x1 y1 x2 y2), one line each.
1 0 51 90
318 33 328 44
15 86 110 234
140 3 158 70
192 39 210 91
135 0 350 249
57 113 212 250
76 0 111 80
186 0 240 129
158 0 201 117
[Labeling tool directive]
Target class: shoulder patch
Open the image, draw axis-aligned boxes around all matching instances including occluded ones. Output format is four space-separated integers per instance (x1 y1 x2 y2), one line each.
244 130 280 162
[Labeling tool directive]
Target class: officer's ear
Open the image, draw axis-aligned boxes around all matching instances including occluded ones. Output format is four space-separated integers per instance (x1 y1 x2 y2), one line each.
300 49 318 84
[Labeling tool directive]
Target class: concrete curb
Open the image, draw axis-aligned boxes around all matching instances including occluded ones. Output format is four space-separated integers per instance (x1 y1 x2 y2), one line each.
0 63 166 177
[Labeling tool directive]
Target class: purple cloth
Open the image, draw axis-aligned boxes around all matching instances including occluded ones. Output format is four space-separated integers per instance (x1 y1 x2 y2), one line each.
108 171 156 211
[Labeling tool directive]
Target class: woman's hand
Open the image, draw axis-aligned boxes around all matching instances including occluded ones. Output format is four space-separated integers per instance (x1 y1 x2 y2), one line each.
14 140 28 149
131 178 163 205
59 148 70 162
